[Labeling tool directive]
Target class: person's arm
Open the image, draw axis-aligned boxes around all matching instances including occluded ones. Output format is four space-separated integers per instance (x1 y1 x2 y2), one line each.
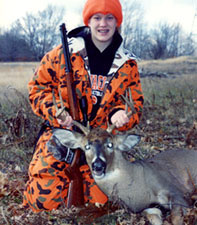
28 46 69 127
108 60 144 130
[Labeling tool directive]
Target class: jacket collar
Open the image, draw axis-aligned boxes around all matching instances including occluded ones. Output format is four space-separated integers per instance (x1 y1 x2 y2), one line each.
68 26 136 75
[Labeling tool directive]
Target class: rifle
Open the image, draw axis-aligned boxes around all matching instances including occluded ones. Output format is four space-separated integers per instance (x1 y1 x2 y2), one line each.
59 23 84 208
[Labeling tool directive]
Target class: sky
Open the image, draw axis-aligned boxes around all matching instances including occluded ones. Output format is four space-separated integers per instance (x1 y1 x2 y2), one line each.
0 0 196 34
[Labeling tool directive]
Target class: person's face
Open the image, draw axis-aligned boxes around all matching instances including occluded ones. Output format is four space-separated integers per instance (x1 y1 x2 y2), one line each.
88 13 117 48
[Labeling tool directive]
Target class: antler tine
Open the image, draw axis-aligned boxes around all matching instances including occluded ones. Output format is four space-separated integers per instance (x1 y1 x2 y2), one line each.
121 88 135 117
129 88 135 107
72 120 90 136
125 89 128 114
87 121 90 131
52 89 59 111
106 123 116 133
52 89 66 119
58 89 65 110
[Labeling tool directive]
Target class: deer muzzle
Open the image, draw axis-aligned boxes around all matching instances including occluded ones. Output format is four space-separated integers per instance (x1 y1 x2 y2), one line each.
92 158 106 179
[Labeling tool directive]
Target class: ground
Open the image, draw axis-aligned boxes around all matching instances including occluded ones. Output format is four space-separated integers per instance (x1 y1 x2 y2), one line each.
0 56 197 224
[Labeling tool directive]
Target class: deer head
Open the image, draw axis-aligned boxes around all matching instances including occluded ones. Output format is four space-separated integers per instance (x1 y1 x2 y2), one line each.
48 125 140 179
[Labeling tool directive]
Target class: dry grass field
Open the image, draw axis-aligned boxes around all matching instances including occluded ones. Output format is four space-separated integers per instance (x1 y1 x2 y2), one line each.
0 62 38 94
0 56 197 224
139 56 197 74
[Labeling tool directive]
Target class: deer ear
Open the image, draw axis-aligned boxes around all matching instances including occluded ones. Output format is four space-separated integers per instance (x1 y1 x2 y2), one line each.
48 129 83 149
116 134 141 151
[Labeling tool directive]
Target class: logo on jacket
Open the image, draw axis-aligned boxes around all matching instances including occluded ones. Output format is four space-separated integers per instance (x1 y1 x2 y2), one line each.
90 74 107 105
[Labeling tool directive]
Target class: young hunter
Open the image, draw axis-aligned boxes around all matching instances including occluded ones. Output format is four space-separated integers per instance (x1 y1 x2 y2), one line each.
23 0 144 212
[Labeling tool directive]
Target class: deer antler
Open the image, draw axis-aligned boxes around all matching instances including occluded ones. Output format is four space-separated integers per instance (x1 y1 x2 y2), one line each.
72 120 90 136
52 89 90 136
107 88 135 133
52 89 67 120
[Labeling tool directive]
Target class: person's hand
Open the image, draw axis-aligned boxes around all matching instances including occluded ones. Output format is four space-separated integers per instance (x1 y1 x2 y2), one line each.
111 110 130 128
57 111 73 128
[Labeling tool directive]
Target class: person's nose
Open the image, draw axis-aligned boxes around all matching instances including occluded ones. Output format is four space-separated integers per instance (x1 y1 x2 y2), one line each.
100 18 107 26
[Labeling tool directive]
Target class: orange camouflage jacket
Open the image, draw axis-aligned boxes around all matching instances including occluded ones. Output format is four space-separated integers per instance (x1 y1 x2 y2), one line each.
28 34 144 132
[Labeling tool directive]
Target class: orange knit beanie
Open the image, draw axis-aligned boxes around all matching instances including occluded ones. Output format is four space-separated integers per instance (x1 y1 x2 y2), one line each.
82 0 123 27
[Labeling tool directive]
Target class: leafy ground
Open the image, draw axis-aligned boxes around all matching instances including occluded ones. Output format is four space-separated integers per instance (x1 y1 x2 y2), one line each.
0 56 197 224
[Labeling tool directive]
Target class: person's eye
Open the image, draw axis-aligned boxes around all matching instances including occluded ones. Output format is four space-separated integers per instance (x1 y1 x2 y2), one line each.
107 16 114 20
93 16 100 21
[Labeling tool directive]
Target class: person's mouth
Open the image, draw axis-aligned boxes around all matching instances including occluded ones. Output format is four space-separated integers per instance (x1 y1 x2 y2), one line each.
98 29 109 34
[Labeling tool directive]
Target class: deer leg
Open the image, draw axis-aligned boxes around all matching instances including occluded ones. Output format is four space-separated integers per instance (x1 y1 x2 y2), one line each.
170 205 184 225
143 208 163 225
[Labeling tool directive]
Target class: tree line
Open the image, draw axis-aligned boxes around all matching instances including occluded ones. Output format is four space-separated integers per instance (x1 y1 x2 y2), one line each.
0 3 196 62
0 5 64 61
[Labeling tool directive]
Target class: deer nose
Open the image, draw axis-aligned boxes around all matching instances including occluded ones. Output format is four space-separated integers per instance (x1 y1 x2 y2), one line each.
92 158 106 173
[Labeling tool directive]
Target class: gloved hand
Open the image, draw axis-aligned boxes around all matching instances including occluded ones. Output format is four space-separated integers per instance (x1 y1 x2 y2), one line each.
47 134 74 164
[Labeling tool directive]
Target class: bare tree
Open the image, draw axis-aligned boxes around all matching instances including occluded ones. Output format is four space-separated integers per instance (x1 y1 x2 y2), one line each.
121 0 146 58
148 22 195 59
13 5 65 60
120 1 196 59
121 0 155 59
0 29 30 61
151 23 180 58
178 33 196 56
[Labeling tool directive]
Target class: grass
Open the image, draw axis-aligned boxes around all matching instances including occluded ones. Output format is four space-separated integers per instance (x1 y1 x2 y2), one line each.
141 74 197 125
133 74 197 157
0 62 38 92
0 62 42 171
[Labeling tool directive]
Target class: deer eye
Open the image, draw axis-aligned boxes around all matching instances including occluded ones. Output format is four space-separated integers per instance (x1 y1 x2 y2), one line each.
107 142 113 148
85 144 90 150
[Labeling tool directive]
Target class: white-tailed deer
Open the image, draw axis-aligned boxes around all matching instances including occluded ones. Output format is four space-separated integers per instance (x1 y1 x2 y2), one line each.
49 89 197 225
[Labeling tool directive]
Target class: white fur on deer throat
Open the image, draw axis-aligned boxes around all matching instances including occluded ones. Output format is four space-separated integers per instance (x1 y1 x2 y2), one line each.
94 168 121 181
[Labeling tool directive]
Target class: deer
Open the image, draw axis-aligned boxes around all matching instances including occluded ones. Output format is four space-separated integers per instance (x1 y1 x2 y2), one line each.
48 88 197 225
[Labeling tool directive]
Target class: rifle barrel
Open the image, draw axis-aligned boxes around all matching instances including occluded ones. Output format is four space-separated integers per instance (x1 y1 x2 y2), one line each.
60 23 72 73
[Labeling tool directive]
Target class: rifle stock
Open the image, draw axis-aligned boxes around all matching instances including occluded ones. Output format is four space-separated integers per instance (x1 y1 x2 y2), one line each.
64 150 84 208
60 23 84 208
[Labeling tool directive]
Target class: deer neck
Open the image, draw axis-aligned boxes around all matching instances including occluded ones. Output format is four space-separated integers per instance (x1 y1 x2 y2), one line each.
105 151 131 178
